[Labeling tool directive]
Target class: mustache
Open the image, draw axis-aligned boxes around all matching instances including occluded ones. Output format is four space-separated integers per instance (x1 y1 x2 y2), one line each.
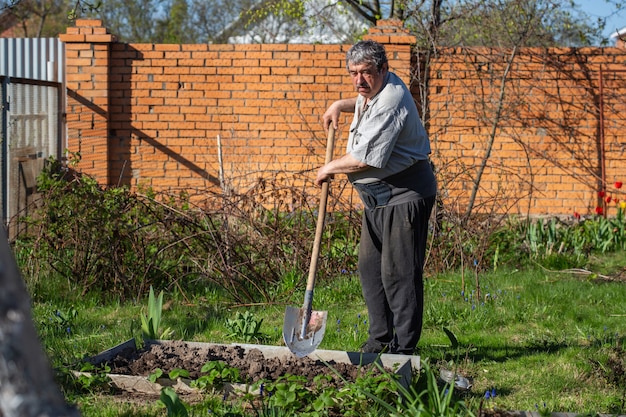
357 82 370 88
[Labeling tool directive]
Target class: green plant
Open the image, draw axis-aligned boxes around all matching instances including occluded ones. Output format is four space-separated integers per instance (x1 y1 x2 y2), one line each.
335 371 399 417
225 311 265 343
148 368 190 383
141 286 173 340
168 368 191 380
148 368 164 383
359 361 474 417
157 387 189 417
73 362 112 393
257 375 316 415
190 361 242 391
38 306 79 337
248 396 294 417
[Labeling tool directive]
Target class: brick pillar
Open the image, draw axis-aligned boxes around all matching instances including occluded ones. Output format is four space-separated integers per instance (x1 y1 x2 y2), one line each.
59 19 116 185
363 19 415 87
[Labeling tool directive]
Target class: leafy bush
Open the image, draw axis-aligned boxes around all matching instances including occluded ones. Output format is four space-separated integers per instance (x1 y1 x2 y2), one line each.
14 158 194 300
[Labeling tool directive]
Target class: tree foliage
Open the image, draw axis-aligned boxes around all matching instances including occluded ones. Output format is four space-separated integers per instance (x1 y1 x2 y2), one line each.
1 0 623 46
327 0 606 47
428 0 604 47
187 0 258 43
0 0 72 37
233 0 367 43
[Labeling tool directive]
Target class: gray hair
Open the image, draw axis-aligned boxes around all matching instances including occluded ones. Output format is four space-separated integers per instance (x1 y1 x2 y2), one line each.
346 40 388 72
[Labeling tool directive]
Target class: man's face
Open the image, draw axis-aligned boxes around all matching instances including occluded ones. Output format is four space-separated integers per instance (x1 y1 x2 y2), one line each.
348 62 387 99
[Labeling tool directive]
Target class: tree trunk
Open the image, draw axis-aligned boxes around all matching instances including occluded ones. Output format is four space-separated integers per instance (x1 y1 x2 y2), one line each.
0 226 81 417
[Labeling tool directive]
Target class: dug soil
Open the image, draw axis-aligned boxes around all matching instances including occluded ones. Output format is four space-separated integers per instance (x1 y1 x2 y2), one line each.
94 340 388 391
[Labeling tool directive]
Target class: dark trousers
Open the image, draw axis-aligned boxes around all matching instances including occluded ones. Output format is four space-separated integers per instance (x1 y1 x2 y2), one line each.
358 195 435 354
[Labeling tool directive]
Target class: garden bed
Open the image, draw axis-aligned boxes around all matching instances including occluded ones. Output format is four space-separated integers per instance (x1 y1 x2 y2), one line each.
79 339 418 397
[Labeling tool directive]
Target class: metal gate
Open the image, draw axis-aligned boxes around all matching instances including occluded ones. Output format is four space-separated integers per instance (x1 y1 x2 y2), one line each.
0 38 65 235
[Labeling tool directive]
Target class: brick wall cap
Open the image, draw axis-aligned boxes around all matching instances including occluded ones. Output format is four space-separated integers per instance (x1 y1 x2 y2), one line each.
74 19 106 28
364 19 415 45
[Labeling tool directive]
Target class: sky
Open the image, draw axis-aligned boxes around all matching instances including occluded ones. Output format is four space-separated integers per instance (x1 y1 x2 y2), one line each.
576 0 626 44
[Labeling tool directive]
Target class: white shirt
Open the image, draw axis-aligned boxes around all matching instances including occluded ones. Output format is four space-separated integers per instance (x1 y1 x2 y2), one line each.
347 71 431 184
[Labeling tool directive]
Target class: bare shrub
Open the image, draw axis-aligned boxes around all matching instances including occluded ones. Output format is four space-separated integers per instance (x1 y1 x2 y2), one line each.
13 160 361 304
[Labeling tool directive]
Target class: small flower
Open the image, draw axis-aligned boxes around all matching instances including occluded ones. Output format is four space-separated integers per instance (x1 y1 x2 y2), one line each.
491 387 497 398
615 181 623 189
595 206 604 215
606 196 612 203
598 190 606 198
621 201 626 210
485 390 491 399
573 211 581 220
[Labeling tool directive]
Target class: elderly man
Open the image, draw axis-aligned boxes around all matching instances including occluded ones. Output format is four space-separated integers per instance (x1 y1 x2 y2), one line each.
316 40 437 355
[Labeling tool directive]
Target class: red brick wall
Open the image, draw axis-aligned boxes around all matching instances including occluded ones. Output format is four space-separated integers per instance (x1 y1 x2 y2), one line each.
427 47 626 217
60 19 626 217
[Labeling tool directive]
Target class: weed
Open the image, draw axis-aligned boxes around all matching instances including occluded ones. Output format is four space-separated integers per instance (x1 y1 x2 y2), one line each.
38 306 78 337
225 311 266 343
72 362 112 394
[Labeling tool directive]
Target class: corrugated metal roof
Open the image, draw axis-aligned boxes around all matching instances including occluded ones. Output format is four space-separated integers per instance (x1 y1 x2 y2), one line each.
0 38 64 83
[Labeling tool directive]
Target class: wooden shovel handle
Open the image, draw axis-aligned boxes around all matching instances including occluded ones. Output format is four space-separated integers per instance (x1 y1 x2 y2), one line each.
305 125 336 294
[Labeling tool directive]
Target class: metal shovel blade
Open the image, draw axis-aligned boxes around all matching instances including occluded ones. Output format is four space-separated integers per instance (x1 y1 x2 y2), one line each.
283 306 328 358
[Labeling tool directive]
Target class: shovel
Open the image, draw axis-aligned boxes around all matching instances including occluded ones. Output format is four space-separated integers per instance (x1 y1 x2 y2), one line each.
283 125 335 358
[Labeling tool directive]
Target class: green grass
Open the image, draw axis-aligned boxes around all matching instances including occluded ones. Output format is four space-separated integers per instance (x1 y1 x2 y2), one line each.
31 251 626 416
417 265 626 413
